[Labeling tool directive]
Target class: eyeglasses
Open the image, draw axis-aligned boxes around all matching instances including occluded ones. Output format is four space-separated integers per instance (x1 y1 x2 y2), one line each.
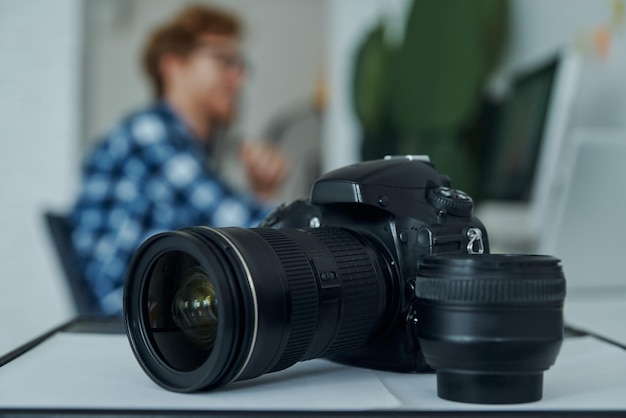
193 43 248 72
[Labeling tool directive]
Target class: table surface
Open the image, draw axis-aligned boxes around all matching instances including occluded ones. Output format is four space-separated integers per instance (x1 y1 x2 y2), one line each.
0 317 625 417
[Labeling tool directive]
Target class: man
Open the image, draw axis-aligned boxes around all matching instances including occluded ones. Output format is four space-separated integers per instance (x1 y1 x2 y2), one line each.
70 4 289 315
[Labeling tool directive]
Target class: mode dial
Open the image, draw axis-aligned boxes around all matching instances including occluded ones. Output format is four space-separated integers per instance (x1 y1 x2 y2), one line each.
427 186 473 217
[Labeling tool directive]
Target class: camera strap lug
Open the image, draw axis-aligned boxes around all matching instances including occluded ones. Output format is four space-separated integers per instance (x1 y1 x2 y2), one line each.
466 228 485 254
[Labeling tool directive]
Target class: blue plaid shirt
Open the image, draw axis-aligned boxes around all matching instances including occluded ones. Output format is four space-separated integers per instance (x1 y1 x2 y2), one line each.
70 102 271 314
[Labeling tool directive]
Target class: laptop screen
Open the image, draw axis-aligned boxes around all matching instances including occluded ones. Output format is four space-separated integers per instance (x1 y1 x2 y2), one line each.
480 57 558 201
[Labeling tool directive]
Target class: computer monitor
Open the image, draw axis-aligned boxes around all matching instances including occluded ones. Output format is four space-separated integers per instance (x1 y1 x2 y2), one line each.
528 50 581 232
479 50 581 232
481 56 557 201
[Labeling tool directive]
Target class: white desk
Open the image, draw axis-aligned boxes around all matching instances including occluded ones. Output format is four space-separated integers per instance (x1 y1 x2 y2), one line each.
565 290 626 347
0 318 624 416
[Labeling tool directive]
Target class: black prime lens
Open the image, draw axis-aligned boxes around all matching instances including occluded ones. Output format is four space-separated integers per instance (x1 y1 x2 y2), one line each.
124 227 391 392
415 254 566 404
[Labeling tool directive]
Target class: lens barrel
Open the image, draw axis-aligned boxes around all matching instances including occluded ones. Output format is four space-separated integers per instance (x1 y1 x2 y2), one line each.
124 226 389 392
415 254 566 404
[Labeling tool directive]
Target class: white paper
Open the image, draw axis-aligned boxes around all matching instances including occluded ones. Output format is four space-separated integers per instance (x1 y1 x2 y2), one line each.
0 333 400 411
0 333 625 411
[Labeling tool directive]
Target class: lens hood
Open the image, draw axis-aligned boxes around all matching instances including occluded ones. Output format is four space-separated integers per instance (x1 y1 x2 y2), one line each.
415 254 566 404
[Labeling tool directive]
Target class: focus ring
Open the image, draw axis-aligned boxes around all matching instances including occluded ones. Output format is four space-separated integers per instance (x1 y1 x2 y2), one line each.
415 254 566 304
415 277 566 304
252 228 320 372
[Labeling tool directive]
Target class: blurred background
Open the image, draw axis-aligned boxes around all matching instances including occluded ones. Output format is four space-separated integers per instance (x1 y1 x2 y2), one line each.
2 0 626 355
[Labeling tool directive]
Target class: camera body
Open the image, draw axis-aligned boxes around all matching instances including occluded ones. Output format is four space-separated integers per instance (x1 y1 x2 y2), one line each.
260 156 489 372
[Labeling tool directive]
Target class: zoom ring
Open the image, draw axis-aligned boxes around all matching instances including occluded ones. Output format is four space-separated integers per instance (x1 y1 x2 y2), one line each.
306 228 382 356
253 228 320 372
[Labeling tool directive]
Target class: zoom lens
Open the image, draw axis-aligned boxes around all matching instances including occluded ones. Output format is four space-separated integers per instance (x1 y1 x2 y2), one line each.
415 254 566 404
124 227 390 392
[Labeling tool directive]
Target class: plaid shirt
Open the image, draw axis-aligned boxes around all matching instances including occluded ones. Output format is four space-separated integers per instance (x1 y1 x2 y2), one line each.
70 102 271 314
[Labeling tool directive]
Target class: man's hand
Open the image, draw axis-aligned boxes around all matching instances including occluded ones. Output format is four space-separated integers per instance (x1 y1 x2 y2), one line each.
239 141 290 201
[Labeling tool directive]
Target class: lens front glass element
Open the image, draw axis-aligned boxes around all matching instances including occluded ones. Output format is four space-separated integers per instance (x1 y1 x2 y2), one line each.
144 251 219 372
172 266 219 349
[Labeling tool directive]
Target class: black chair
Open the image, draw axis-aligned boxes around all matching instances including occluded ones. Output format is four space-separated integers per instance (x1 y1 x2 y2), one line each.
44 211 103 317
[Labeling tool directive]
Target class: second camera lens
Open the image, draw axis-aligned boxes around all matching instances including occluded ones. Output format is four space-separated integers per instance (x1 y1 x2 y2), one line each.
415 254 566 404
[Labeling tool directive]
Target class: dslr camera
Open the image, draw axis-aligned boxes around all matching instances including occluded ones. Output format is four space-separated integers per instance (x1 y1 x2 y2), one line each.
124 156 566 404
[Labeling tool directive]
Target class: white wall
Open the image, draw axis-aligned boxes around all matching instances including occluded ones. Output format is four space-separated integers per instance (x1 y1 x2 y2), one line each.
323 0 411 172
495 0 626 131
0 0 80 355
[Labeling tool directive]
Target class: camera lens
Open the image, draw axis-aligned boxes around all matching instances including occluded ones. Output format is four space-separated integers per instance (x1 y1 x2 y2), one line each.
415 254 566 404
124 227 390 392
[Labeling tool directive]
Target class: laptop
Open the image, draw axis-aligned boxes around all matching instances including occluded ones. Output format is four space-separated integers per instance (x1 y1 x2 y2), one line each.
538 128 626 345
476 50 581 253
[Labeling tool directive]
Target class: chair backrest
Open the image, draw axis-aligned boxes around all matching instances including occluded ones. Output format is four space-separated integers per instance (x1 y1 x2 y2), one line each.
44 211 103 317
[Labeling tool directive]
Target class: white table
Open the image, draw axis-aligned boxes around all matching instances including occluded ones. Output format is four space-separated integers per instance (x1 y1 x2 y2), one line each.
0 317 624 416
